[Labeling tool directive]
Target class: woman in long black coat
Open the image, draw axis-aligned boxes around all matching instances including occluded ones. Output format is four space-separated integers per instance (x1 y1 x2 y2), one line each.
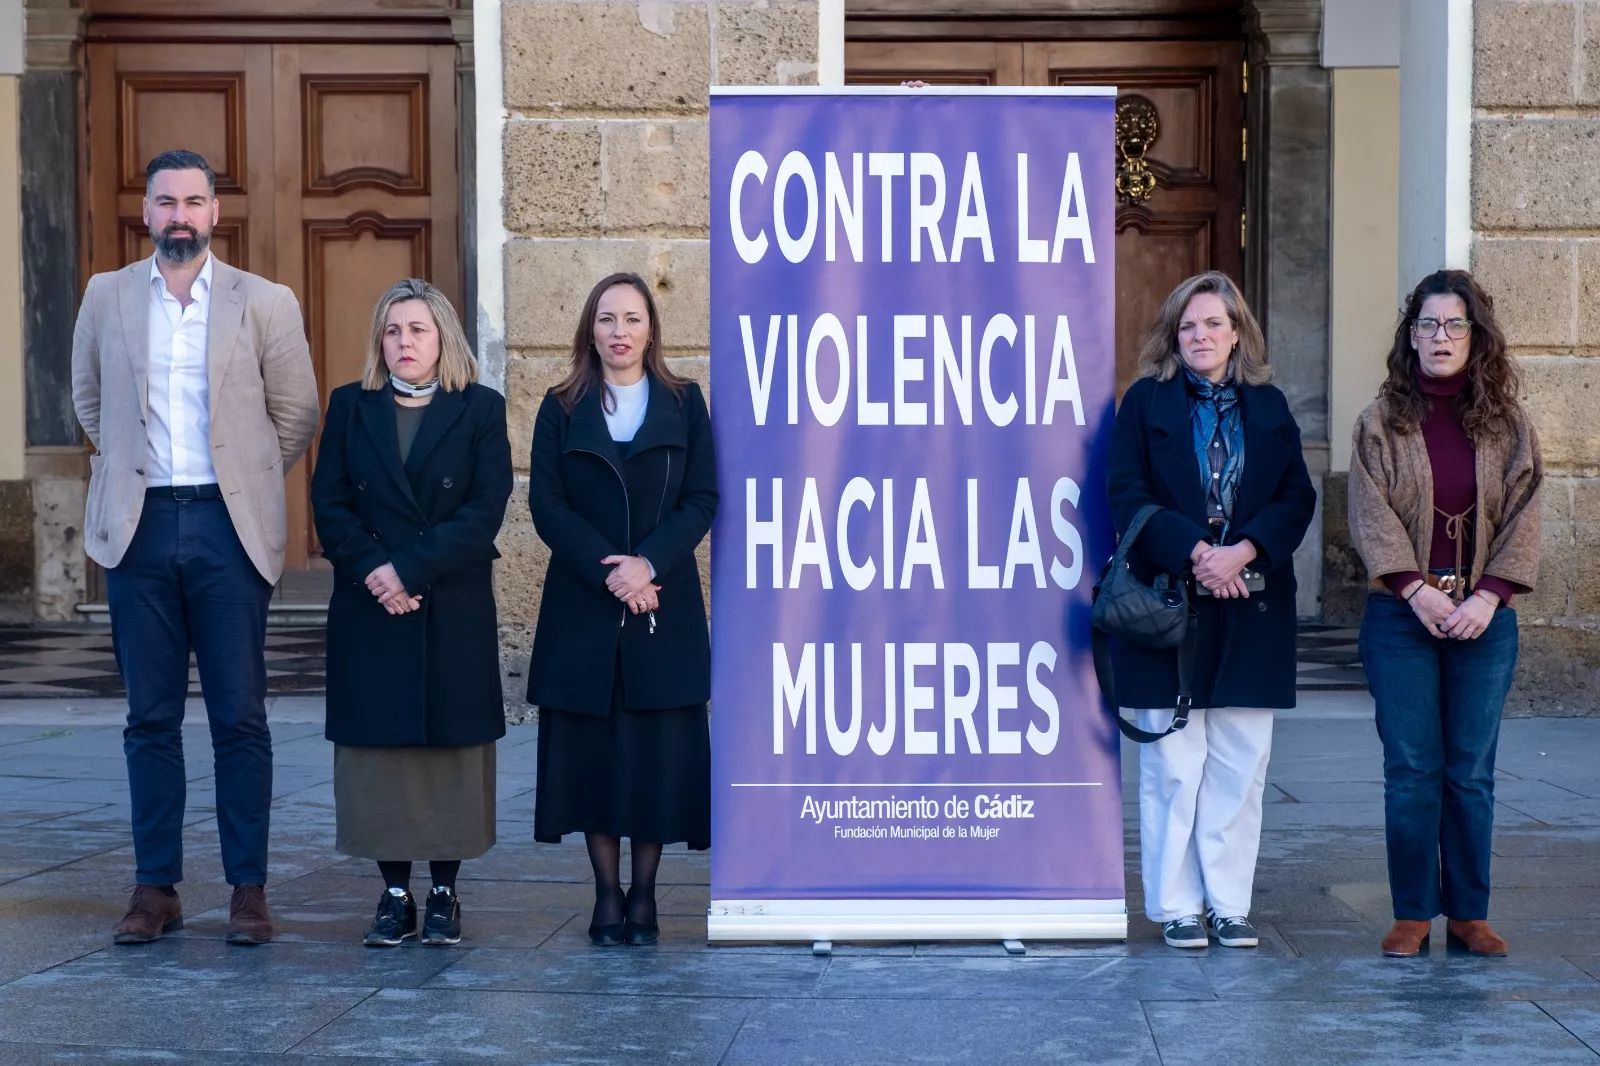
311 278 513 948
527 272 717 947
1107 271 1315 953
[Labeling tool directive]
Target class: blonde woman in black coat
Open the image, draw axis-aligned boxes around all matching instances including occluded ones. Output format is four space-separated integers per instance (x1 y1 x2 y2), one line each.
311 279 512 948
527 273 717 947
1107 271 1315 952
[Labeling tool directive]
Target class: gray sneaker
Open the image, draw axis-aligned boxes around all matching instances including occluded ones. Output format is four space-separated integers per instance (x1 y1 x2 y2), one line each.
1163 915 1208 949
1206 910 1260 948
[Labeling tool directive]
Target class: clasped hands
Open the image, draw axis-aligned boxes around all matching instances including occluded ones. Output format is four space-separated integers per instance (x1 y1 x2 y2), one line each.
1189 540 1258 599
602 555 660 615
365 562 422 615
1404 581 1498 641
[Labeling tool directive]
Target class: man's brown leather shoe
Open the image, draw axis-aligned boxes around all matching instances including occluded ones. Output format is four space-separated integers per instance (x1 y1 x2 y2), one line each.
113 885 183 945
226 884 274 945
1447 919 1508 956
1381 919 1432 957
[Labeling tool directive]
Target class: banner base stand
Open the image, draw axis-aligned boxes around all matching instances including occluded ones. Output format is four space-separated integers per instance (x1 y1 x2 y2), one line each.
707 899 1127 943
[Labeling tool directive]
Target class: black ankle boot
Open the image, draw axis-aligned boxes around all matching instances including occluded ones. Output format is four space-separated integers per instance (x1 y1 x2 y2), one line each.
588 887 625 947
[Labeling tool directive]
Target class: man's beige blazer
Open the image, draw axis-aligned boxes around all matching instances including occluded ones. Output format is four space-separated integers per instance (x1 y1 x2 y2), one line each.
71 256 321 585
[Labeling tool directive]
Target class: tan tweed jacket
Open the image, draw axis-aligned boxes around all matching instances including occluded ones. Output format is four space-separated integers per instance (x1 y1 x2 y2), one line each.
1348 398 1542 596
71 257 320 585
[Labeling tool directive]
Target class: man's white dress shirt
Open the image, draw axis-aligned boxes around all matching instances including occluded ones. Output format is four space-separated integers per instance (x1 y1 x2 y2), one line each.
145 254 218 486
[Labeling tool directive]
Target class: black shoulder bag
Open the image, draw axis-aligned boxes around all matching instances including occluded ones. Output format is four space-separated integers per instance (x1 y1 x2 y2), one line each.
1090 503 1198 743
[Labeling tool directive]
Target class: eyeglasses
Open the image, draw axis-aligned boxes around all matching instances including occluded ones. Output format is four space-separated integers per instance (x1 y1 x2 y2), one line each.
1412 317 1472 340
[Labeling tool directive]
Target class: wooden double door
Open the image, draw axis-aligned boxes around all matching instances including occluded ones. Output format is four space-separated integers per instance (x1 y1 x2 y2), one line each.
847 39 1246 396
84 38 460 570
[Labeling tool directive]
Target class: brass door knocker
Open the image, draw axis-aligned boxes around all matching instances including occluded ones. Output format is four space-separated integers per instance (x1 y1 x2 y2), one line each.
1115 95 1161 205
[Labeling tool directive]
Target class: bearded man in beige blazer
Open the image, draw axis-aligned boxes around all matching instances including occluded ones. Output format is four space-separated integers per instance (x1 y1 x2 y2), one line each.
71 150 320 946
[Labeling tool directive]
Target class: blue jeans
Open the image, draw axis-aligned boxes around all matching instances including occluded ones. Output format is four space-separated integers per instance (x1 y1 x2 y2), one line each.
1358 593 1518 921
106 492 275 886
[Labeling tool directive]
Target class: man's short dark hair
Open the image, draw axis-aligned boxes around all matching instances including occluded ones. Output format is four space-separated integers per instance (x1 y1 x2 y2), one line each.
145 151 215 198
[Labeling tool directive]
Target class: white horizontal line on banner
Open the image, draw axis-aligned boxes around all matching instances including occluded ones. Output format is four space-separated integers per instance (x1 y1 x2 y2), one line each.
709 86 1117 98
728 782 1103 788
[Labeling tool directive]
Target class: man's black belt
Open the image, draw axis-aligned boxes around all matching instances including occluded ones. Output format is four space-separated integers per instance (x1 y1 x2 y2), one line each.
145 483 222 500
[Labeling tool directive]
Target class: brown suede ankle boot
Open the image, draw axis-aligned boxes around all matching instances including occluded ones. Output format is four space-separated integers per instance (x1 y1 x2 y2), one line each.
1446 919 1508 956
1381 919 1432 957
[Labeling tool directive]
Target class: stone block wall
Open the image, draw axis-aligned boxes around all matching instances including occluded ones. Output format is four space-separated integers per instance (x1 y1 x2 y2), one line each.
1472 0 1600 712
493 0 818 710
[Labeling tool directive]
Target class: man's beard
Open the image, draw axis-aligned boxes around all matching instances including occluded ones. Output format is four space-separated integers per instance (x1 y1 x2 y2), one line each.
153 223 211 264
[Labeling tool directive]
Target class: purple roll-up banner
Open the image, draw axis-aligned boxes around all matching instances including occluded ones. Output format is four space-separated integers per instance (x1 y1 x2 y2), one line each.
707 87 1124 943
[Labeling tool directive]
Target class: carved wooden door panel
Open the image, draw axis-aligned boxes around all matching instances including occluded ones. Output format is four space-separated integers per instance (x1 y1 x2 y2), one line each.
1025 41 1245 395
84 43 277 282
84 39 459 570
840 37 1245 398
271 43 460 566
845 42 1024 85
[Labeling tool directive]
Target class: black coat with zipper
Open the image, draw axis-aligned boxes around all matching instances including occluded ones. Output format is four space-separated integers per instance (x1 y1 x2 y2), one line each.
1106 373 1316 711
525 376 718 716
311 381 514 747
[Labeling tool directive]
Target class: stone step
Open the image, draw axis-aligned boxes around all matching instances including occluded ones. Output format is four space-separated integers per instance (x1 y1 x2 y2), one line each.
74 602 328 627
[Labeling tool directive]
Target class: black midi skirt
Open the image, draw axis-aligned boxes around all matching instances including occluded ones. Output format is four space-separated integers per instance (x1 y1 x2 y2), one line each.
533 660 710 849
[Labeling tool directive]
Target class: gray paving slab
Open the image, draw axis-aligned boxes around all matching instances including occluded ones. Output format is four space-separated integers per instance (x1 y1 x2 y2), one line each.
288 988 750 1062
426 945 830 998
0 826 129 879
1485 856 1600 888
51 936 464 990
0 801 105 827
0 913 121 986
0 1048 451 1065
0 973 376 1052
0 775 72 797
244 902 581 950
0 753 150 780
1256 827 1391 860
1502 799 1600 827
814 955 1216 1001
1495 827 1600 856
1199 953 1600 1000
722 999 1164 1066
1144 999 1600 1065
1540 1001 1600 1057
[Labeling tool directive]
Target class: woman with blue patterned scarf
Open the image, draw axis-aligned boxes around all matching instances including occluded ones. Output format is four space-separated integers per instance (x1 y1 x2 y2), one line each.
1106 271 1316 951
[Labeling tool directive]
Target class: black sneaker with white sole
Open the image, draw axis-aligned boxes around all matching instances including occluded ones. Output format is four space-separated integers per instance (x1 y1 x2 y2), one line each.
1163 915 1208 949
1206 910 1260 948
421 887 461 946
363 888 417 947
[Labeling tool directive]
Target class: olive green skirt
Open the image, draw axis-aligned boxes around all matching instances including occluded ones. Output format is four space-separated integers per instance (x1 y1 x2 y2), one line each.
334 743 496 860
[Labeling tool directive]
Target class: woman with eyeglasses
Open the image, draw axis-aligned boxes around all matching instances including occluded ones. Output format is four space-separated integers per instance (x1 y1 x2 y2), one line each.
1348 270 1542 958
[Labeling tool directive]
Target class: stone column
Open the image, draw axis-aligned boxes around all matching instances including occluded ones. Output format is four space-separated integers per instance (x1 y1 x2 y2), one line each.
1468 0 1600 711
22 0 87 621
1244 0 1332 619
492 0 819 709
0 0 30 620
454 3 479 357
1398 0 1473 287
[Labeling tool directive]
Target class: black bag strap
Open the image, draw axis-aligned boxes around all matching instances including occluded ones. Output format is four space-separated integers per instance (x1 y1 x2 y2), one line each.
1093 615 1197 743
1114 504 1162 568
1092 502 1197 744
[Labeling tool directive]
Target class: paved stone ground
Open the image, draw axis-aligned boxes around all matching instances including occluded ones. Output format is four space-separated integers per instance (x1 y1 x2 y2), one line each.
0 694 1595 1064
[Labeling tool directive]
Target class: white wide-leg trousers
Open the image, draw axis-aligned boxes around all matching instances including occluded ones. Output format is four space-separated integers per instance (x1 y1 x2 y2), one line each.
1134 706 1275 923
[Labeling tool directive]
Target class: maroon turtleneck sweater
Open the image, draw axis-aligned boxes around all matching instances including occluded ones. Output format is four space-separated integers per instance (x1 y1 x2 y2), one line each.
1382 370 1517 606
